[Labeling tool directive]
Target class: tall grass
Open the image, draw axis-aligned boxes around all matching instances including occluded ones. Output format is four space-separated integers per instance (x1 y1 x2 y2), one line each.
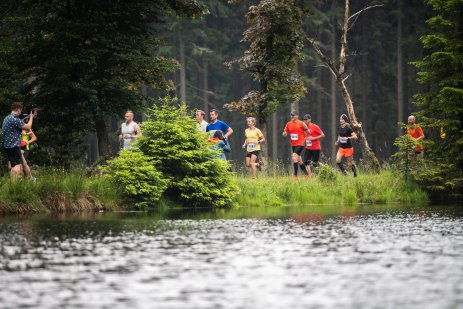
0 168 121 214
234 170 428 206
0 165 429 214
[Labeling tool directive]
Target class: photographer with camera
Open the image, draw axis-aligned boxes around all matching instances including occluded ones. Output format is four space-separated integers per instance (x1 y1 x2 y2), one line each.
1 102 35 180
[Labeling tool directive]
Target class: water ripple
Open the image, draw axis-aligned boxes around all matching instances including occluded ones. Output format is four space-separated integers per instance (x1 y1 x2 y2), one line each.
0 206 462 308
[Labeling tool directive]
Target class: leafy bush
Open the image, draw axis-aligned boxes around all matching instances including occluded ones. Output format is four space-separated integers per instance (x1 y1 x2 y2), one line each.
104 150 168 208
392 134 422 180
316 163 338 182
392 134 462 201
136 96 238 207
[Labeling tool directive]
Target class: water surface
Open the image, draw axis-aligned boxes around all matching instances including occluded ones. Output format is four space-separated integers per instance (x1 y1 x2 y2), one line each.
1 204 462 308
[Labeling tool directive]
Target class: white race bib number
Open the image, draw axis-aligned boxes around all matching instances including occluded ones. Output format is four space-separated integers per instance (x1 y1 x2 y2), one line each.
339 137 348 143
290 134 299 141
306 139 312 147
247 143 256 151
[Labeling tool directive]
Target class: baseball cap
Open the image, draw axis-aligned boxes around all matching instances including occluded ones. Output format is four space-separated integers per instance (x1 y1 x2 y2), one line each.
302 114 312 120
290 110 298 116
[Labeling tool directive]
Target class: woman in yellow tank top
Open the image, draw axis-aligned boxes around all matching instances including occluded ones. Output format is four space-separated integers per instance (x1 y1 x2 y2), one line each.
242 117 265 179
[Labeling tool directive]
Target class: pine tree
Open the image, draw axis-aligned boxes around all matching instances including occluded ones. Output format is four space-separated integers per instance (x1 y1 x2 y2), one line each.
411 0 463 199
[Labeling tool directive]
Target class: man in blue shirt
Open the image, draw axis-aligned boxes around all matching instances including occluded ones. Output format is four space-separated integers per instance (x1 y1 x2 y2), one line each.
206 109 233 139
1 102 35 179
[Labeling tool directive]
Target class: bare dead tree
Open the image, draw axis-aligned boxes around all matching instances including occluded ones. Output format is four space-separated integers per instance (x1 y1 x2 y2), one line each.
307 0 382 172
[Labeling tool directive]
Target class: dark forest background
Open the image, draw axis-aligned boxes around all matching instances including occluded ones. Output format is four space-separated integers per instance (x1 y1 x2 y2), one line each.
159 0 430 165
0 0 432 165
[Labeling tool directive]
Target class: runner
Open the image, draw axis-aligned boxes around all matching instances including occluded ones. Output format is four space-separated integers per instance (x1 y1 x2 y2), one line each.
242 117 265 179
282 110 310 179
207 130 230 160
335 114 358 177
302 114 325 174
118 110 140 150
19 118 37 179
206 109 233 139
407 115 425 158
195 109 208 132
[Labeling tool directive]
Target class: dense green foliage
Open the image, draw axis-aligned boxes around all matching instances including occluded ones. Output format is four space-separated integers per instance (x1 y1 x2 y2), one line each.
103 96 238 208
411 0 463 199
392 133 421 180
103 150 168 208
0 0 208 164
137 96 238 207
224 0 307 118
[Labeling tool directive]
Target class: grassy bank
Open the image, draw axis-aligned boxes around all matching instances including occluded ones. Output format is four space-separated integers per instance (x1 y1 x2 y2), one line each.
0 169 428 214
234 170 429 206
0 169 120 214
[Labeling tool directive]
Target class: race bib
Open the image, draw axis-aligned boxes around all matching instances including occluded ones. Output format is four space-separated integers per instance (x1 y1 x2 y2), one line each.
247 143 256 151
339 137 348 143
290 134 299 141
305 139 312 147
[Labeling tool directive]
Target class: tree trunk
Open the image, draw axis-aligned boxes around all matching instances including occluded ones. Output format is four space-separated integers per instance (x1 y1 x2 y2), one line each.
307 0 381 172
316 67 323 129
272 112 277 161
397 0 404 136
257 117 268 166
178 32 187 103
94 116 111 161
330 18 337 159
202 58 209 113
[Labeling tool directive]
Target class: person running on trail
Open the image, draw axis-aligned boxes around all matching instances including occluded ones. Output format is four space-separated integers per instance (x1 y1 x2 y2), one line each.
118 110 140 150
283 110 310 180
1 102 35 180
206 109 233 139
19 117 37 179
407 115 425 158
207 130 230 160
335 114 358 177
242 117 265 179
195 109 208 132
302 114 325 174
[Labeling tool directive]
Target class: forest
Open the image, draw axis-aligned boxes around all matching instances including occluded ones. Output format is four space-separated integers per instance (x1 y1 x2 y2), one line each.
0 0 462 200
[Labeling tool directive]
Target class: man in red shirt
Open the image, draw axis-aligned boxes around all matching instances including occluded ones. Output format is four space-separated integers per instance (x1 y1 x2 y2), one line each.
283 110 310 179
302 114 325 174
407 115 425 158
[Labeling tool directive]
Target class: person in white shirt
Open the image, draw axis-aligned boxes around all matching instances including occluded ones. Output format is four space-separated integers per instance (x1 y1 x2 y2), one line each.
195 109 208 132
118 110 140 150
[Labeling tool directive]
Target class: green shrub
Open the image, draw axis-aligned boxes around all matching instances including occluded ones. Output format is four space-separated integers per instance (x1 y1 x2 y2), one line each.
316 163 338 182
104 150 168 208
136 96 238 207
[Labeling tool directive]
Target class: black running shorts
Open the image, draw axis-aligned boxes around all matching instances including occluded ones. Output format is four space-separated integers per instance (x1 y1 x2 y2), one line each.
291 146 305 156
3 147 22 167
246 151 260 158
303 149 320 165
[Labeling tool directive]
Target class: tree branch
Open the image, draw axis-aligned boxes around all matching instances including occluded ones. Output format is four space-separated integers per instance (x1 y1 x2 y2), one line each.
307 37 339 78
348 4 383 28
342 74 351 83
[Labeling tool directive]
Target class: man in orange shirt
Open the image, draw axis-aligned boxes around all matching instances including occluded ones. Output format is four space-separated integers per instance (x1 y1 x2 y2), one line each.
407 115 425 158
302 114 325 174
283 110 310 179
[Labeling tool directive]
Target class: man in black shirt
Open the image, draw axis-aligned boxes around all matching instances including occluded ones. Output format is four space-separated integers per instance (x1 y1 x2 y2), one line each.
335 114 358 177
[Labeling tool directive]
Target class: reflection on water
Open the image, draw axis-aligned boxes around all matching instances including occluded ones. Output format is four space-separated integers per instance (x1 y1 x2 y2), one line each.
1 204 462 309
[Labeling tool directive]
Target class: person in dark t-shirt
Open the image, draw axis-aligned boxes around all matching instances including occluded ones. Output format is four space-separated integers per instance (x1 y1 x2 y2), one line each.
1 102 35 180
335 114 358 177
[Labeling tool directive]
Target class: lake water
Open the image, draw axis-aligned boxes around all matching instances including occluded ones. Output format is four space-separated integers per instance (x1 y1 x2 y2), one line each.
0 204 462 309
